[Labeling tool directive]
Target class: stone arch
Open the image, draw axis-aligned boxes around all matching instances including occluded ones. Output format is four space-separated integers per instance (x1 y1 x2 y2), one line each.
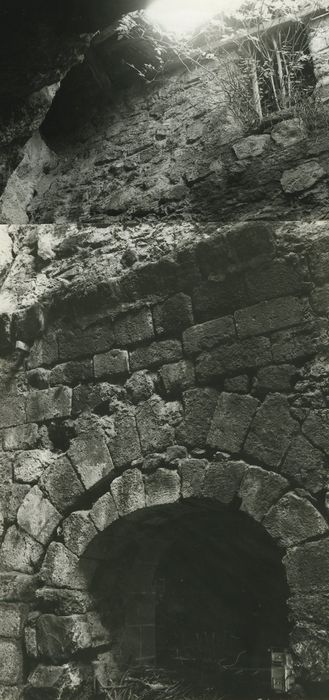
24 457 329 698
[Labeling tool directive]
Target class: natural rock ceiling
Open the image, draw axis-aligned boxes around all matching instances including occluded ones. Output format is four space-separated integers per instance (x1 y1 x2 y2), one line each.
0 0 147 193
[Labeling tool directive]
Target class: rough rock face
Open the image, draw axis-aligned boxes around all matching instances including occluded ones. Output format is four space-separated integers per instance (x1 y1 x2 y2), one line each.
0 221 329 697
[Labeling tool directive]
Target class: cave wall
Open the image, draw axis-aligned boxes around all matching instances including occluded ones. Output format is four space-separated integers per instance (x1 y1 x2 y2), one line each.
0 221 329 697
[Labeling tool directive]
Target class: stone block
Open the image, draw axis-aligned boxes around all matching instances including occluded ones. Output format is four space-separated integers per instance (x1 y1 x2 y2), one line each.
308 235 329 284
207 393 259 453
153 293 193 336
302 409 329 455
136 396 175 453
244 394 298 468
223 374 249 393
0 604 27 638
271 118 306 146
28 331 59 369
183 316 235 356
125 370 154 404
26 386 72 423
27 368 51 389
25 662 94 700
114 307 154 346
89 492 119 532
202 459 246 504
3 423 38 451
176 387 218 448
106 409 142 468
0 526 44 574
280 161 326 194
282 434 326 494
180 458 208 498
17 486 61 545
0 573 39 602
62 511 98 557
58 323 114 362
0 397 26 429
145 468 181 506
238 466 289 522
263 492 328 548
284 539 329 592
130 339 182 372
35 587 95 615
41 542 97 590
254 364 296 393
245 258 306 304
36 613 93 662
94 349 129 380
111 469 145 516
40 455 85 513
196 337 271 382
233 134 271 159
49 360 93 387
271 324 317 363
72 381 123 415
13 449 52 483
0 640 23 684
235 296 311 339
6 483 30 523
160 359 195 395
68 432 114 490
0 687 21 700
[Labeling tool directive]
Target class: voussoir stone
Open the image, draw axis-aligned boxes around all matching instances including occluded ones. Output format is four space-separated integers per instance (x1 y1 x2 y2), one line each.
40 542 97 590
68 432 114 490
89 492 119 532
145 468 181 507
17 485 61 545
0 572 39 601
111 469 145 516
207 392 259 453
40 455 85 513
202 459 246 504
62 511 98 557
180 458 208 498
282 434 326 494
238 466 289 522
106 408 142 468
263 492 328 548
176 387 218 448
136 396 175 454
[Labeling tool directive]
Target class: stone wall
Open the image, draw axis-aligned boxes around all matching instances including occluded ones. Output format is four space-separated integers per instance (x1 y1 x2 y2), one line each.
0 221 329 698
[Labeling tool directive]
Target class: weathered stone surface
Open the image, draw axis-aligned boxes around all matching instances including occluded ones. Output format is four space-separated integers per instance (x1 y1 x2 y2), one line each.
153 293 193 335
245 258 305 304
202 460 246 504
254 364 296 393
196 337 271 382
6 483 30 523
94 349 129 380
223 374 249 393
302 409 329 455
130 339 182 371
41 543 97 590
49 359 93 387
72 381 124 415
58 324 114 362
0 687 21 700
235 296 311 339
40 455 85 513
263 492 328 548
68 432 114 490
288 593 329 628
17 485 61 545
0 572 39 601
271 118 306 147
290 624 329 683
26 386 72 423
106 409 142 467
160 359 195 395
0 396 26 429
145 468 181 506
284 539 329 592
89 492 119 531
271 324 317 363
176 387 218 448
233 134 271 159
27 368 51 389
111 469 145 516
125 370 154 403
281 161 326 193
207 393 259 453
244 394 298 468
28 331 59 369
183 316 235 356
0 640 23 684
36 612 109 662
26 662 94 700
136 396 175 453
0 603 27 638
0 526 44 574
62 512 98 557
114 308 154 346
180 458 208 498
35 587 95 615
282 434 326 494
13 449 52 483
3 423 38 451
238 466 289 522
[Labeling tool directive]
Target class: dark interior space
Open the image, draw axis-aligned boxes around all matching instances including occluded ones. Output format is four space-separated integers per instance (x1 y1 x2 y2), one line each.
91 500 291 699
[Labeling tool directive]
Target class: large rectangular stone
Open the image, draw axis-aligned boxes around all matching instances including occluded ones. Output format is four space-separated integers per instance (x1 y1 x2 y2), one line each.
130 340 182 371
235 296 312 339
0 604 28 638
94 349 129 380
196 337 271 382
68 432 114 489
26 386 72 422
0 640 23 684
114 308 154 346
2 424 38 451
0 397 26 429
183 316 235 355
